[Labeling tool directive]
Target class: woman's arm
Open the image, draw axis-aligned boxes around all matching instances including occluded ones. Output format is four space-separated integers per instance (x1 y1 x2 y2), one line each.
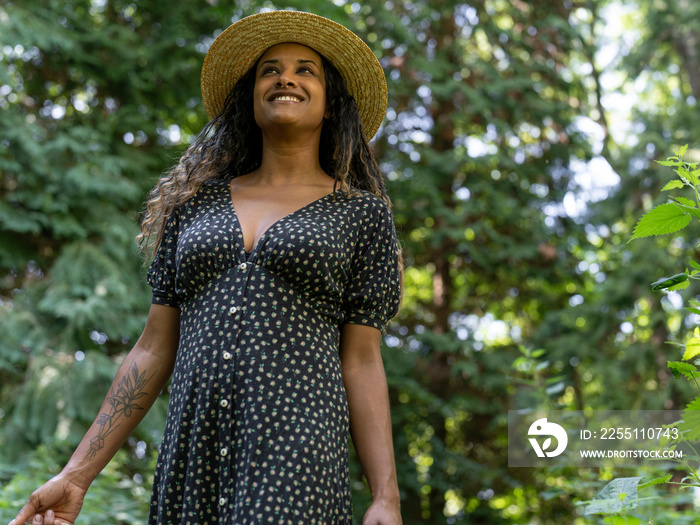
9 304 180 525
339 323 402 525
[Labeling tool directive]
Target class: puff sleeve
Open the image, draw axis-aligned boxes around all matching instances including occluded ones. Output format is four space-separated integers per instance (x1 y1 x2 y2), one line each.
341 199 402 331
146 208 182 308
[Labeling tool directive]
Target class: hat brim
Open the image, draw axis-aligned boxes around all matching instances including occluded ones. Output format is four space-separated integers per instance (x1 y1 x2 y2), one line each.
201 10 387 140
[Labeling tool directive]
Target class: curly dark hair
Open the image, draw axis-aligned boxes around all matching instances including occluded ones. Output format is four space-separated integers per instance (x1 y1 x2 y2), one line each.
138 53 390 256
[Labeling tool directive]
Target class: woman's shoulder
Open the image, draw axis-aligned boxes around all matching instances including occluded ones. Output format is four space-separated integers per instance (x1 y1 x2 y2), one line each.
341 188 393 217
178 177 229 206
200 177 229 191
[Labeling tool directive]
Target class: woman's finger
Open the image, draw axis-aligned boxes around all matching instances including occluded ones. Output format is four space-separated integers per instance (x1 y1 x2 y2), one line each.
9 500 38 525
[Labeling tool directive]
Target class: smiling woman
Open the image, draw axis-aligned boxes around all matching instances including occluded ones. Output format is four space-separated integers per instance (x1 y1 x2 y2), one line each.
251 44 330 148
10 10 403 525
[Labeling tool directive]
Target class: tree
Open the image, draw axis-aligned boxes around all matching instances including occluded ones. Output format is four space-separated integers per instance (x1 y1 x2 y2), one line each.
4 0 699 523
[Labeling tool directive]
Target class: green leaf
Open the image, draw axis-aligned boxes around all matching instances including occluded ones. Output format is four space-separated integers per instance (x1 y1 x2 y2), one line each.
656 160 683 167
675 203 700 220
607 517 643 525
678 397 700 441
676 144 689 157
651 273 688 291
690 260 700 272
680 167 699 185
582 477 642 515
662 180 684 191
683 341 700 360
630 203 692 241
683 336 700 361
638 474 672 490
668 279 691 291
675 197 696 207
668 361 698 379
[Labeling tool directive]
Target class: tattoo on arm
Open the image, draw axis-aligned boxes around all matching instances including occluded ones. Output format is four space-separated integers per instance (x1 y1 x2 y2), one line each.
86 361 155 460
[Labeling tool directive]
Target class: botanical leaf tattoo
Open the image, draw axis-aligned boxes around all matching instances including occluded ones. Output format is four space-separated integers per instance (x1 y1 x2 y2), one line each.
86 361 155 460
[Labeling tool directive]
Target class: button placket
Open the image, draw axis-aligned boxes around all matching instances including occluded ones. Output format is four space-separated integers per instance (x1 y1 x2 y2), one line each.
218 260 250 520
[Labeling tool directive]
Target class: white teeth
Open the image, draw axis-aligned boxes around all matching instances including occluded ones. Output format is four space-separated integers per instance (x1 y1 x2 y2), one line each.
273 96 301 102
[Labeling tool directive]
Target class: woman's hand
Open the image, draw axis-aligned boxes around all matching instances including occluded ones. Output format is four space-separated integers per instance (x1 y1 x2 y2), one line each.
362 498 402 525
9 474 87 525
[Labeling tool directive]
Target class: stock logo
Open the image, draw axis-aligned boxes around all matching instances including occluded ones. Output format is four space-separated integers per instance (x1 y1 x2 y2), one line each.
528 418 568 458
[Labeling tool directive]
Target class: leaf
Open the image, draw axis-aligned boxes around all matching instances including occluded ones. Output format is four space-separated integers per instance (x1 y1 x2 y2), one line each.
607 517 643 525
674 197 696 207
690 260 700 272
662 180 684 191
638 474 672 490
651 273 688 291
669 361 699 379
582 477 642 515
675 203 700 220
542 437 551 451
683 336 700 361
630 203 692 241
656 160 683 167
680 167 699 185
676 144 689 157
678 396 700 441
668 279 690 291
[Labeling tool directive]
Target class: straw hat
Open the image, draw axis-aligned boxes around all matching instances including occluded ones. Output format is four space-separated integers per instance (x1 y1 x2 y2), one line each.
201 10 387 139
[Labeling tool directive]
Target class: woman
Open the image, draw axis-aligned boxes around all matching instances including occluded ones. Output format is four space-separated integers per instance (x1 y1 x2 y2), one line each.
10 10 402 525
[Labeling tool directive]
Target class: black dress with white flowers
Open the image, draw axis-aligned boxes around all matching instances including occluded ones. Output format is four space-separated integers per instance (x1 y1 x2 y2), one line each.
146 178 401 524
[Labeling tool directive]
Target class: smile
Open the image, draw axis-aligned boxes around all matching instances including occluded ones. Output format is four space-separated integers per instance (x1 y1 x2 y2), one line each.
271 95 302 102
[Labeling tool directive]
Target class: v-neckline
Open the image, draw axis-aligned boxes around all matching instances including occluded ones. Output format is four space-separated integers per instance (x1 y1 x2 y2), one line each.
226 182 340 260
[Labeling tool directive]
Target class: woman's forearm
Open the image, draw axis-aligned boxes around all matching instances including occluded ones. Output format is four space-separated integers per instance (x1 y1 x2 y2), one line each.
343 360 400 502
60 304 179 489
60 348 174 488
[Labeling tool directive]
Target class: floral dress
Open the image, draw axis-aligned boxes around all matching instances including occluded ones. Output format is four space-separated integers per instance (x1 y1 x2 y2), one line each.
146 178 402 524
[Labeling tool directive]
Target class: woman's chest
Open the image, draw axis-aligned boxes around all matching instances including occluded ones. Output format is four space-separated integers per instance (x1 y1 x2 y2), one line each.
174 186 359 289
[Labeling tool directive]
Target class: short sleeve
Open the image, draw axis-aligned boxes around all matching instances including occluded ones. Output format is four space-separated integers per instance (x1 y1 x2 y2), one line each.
147 209 182 308
341 200 402 331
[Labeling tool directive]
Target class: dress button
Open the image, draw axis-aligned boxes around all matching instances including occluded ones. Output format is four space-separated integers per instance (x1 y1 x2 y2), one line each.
221 447 228 457
223 351 232 360
219 497 227 506
238 262 247 270
220 399 229 408
228 306 238 315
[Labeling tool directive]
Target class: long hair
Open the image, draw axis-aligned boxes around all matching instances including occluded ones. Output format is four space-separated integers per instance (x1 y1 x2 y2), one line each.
138 54 390 257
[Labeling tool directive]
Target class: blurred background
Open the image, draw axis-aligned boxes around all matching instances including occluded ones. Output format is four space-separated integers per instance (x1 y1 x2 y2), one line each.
1 0 699 523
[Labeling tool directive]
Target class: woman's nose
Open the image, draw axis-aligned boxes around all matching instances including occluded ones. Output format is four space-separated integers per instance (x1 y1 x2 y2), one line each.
275 68 296 87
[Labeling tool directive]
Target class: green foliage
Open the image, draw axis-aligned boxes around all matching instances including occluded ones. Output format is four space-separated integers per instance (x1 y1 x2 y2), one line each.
0 446 152 524
579 476 643 515
630 148 700 242
678 396 700 442
630 203 693 241
605 145 700 523
2 0 700 523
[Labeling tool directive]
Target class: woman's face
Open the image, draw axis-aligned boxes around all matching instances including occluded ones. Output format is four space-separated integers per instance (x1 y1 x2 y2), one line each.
252 43 329 135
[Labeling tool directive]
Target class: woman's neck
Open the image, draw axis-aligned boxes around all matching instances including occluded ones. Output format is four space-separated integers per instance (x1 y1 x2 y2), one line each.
254 137 328 185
